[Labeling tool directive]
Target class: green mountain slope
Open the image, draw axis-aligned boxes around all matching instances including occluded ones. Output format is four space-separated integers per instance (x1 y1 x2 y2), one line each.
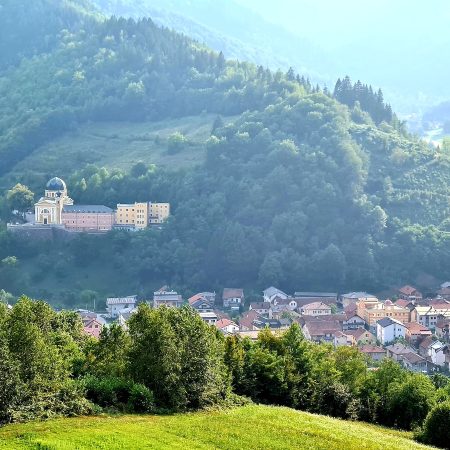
2 0 450 304
91 0 335 82
0 405 434 450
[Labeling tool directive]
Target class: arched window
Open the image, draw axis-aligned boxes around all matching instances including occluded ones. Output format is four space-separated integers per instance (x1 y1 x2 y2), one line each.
42 208 50 214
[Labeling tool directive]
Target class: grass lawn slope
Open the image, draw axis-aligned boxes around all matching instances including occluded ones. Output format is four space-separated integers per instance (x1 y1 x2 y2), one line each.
0 405 434 450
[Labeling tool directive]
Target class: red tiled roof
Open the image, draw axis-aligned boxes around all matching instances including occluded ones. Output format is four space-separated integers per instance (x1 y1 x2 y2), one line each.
404 322 432 334
346 328 372 340
239 310 260 329
359 345 385 354
216 318 237 329
223 288 244 299
395 299 412 308
188 294 205 305
399 285 420 296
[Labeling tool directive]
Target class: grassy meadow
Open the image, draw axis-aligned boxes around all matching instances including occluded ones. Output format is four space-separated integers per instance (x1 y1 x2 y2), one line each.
0 405 434 450
1 114 236 188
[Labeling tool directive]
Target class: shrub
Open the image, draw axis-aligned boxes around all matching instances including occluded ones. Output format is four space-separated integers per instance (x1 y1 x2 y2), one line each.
83 376 154 413
416 401 450 449
167 132 188 154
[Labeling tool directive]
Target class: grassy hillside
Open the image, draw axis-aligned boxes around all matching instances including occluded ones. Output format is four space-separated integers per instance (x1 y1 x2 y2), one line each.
0 114 235 189
0 405 433 450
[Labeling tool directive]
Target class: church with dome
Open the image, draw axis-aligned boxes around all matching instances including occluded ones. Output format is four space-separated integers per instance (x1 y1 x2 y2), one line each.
34 177 74 225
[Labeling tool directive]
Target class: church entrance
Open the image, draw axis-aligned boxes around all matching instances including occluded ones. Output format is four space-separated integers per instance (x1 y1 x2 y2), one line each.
43 218 48 225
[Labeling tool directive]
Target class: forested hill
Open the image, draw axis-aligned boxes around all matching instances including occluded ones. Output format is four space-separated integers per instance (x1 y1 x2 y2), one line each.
1 0 450 305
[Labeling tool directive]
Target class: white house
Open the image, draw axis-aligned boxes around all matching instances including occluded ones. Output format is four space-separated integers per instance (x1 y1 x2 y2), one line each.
376 317 406 345
106 296 137 318
216 318 239 334
263 286 288 303
429 341 450 367
223 288 244 310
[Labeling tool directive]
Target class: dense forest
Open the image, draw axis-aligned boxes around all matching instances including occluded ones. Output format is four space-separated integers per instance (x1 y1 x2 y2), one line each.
2 0 450 306
0 298 449 448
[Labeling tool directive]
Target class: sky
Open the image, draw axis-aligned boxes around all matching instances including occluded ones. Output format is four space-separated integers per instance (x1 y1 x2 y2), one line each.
238 0 450 49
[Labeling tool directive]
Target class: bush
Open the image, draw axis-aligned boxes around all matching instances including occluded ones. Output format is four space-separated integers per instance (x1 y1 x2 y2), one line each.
167 132 188 154
83 376 154 413
416 401 450 449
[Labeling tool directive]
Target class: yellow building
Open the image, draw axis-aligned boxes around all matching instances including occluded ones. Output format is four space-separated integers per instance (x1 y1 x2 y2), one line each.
34 177 73 225
115 202 170 228
149 202 170 225
357 299 410 328
115 202 149 229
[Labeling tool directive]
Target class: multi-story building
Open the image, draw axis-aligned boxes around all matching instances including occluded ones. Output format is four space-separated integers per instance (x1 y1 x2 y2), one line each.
411 304 450 330
149 202 170 225
106 296 137 318
115 202 150 229
357 299 410 329
62 205 114 232
115 202 170 228
153 288 183 308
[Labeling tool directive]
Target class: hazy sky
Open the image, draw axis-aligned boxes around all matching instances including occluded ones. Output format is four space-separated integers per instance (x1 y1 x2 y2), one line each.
238 0 450 49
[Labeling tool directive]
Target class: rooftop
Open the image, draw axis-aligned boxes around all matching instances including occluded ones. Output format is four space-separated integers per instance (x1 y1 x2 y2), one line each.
63 205 113 213
106 296 137 305
377 317 404 328
301 302 331 311
223 288 244 299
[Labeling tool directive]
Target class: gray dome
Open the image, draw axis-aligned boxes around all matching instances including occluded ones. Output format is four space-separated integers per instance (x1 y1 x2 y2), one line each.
46 177 66 191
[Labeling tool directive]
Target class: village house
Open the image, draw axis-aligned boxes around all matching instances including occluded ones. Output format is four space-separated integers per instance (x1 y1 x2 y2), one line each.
343 308 366 331
199 311 218 325
153 288 183 308
404 322 432 346
359 345 386 361
223 288 244 311
334 331 356 347
376 317 406 345
418 336 434 357
216 318 239 334
239 310 261 331
300 301 332 316
271 297 299 313
358 299 410 330
82 318 103 339
188 293 215 312
385 343 415 362
300 316 342 344
263 287 289 303
340 292 378 308
429 342 450 369
249 302 272 317
401 352 428 373
411 303 450 330
106 296 137 318
345 328 376 345
398 285 423 303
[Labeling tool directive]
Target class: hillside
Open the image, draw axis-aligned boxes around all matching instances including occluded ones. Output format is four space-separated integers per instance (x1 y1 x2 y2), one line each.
0 405 434 450
1 114 237 188
3 0 450 304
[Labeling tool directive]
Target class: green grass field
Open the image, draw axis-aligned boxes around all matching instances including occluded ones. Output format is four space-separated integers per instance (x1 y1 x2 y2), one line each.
0 405 434 450
1 114 236 186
